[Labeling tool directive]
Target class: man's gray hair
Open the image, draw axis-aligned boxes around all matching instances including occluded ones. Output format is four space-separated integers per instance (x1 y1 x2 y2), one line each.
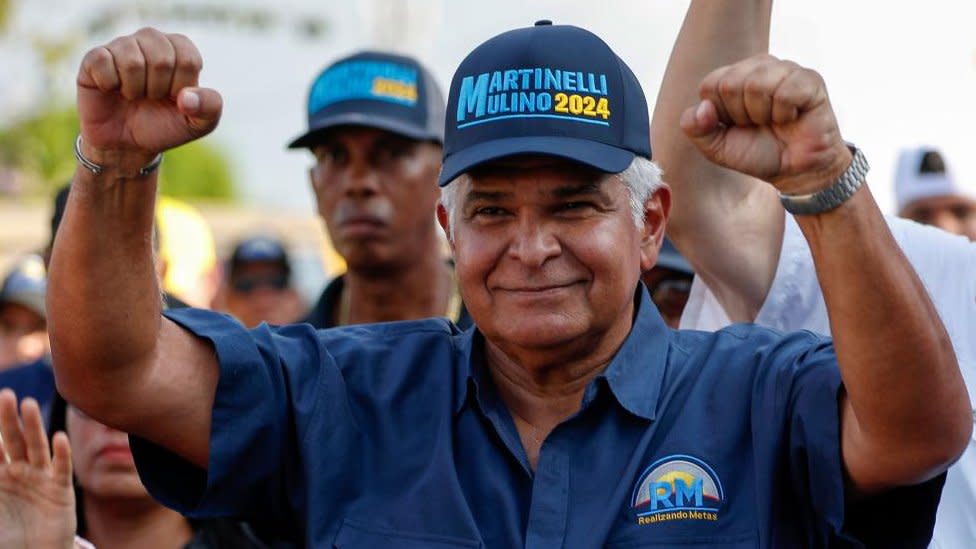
439 156 663 239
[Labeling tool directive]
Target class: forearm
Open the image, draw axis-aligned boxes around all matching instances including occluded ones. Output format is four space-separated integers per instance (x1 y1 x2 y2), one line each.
654 0 780 320
797 186 971 490
47 28 225 467
48 149 163 410
653 0 771 227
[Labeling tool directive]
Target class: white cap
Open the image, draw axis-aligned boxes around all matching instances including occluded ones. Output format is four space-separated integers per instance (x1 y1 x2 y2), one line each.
894 146 971 212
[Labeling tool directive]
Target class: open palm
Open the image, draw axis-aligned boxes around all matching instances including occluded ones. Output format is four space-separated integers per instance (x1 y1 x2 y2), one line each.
0 391 75 549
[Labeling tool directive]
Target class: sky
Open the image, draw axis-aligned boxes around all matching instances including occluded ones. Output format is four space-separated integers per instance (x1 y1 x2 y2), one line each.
2 0 976 214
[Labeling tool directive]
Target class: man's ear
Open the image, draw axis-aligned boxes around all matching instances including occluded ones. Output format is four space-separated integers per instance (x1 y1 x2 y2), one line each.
436 203 455 250
639 184 671 273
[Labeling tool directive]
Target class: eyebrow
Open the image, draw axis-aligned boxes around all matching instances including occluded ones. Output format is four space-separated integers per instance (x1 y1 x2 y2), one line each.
552 180 610 200
463 189 512 207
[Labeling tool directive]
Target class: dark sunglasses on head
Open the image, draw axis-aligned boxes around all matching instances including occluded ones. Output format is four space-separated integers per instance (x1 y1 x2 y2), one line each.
231 273 289 293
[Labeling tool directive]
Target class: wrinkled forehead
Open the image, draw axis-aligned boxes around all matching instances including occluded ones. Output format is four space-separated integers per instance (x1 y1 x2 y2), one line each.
308 125 421 149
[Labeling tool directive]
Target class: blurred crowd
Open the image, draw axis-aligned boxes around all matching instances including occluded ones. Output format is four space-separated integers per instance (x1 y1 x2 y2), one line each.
0 2 974 549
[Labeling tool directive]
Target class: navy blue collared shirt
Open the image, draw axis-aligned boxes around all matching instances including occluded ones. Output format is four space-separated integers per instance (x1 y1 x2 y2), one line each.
132 289 942 548
0 358 55 415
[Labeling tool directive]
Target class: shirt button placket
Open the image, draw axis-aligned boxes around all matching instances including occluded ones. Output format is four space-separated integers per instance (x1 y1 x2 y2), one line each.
524 439 570 549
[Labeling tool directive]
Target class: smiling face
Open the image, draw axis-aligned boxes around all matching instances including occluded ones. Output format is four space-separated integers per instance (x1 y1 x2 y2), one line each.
309 126 443 275
440 157 668 364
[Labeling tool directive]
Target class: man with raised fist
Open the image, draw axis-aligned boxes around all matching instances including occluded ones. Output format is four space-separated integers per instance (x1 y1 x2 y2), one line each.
45 24 969 548
653 2 976 546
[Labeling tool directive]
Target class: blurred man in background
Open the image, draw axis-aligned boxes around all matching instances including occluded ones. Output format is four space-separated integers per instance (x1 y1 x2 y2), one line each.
0 255 54 409
895 146 976 240
654 2 976 546
289 51 469 328
215 234 304 327
0 254 48 371
640 238 693 329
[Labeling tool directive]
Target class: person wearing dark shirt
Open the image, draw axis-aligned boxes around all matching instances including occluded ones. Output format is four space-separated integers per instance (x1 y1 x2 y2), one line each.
0 255 49 371
0 359 55 413
640 238 693 329
289 51 471 329
216 235 304 328
47 23 970 548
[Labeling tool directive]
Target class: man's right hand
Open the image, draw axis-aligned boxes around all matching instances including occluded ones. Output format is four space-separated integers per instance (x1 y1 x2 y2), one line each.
77 27 222 169
51 28 222 470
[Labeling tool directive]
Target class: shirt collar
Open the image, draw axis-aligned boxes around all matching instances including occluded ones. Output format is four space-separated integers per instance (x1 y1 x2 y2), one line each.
598 285 670 420
453 284 670 421
453 326 486 416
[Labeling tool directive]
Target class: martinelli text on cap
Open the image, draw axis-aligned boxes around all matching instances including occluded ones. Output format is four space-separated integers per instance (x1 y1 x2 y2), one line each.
456 68 610 128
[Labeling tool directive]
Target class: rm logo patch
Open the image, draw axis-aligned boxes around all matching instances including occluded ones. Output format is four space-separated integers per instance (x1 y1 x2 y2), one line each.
631 454 723 525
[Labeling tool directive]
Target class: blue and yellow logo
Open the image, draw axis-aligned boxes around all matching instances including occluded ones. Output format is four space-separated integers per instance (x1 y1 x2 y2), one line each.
309 60 418 115
455 67 611 129
631 454 723 525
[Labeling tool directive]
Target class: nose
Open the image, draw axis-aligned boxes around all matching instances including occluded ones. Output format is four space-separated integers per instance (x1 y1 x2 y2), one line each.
342 158 380 198
507 215 560 268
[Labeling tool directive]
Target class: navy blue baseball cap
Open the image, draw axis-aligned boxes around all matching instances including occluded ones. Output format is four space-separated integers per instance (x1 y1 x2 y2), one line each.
229 235 291 277
439 20 651 186
288 51 446 148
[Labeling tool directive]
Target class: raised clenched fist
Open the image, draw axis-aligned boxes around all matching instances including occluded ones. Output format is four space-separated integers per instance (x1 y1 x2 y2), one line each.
679 54 852 196
76 28 222 171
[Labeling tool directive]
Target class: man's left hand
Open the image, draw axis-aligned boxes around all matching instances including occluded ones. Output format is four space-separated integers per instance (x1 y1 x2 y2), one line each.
679 54 852 195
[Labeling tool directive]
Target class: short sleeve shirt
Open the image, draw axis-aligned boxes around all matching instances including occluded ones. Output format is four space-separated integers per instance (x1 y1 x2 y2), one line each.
132 289 942 548
681 214 975 548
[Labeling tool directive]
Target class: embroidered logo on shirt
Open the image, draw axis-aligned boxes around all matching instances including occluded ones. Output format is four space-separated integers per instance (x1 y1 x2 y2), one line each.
631 454 723 525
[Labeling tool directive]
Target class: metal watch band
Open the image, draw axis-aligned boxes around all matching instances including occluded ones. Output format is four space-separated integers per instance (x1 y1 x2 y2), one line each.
778 145 869 216
74 134 163 177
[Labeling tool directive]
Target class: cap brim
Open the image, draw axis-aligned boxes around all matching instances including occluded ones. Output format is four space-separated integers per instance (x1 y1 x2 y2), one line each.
288 112 441 149
438 136 637 186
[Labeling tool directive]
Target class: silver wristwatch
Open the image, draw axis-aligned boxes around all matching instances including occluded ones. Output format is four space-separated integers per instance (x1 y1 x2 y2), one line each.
778 145 869 216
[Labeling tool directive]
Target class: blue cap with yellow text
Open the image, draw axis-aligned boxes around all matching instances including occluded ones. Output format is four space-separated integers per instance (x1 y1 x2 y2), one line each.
439 20 651 186
288 51 445 148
